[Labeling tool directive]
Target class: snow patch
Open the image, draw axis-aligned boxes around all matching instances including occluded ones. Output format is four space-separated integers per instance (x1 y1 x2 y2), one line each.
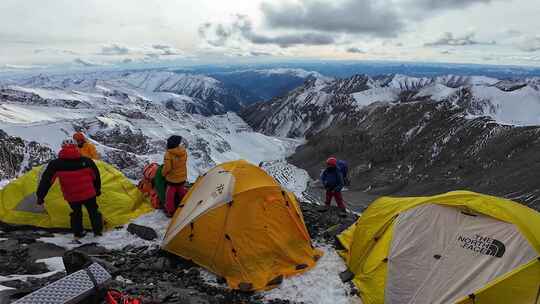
39 211 169 250
352 88 398 107
0 180 11 190
263 244 359 304
416 84 457 101
262 160 310 196
37 257 66 273
0 257 66 283
470 85 540 126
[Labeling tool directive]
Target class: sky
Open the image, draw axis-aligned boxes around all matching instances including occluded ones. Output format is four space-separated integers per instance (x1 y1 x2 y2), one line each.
1 0 540 70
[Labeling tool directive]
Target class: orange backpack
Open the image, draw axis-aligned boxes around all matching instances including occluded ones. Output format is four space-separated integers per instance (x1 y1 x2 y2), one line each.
137 163 161 209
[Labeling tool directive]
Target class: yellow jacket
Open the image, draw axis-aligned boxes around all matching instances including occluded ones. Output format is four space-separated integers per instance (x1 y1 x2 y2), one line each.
79 142 100 160
163 146 187 183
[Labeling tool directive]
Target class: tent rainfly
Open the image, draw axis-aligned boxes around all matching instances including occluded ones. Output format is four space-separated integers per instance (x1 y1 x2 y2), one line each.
162 160 322 291
0 161 153 229
337 191 540 304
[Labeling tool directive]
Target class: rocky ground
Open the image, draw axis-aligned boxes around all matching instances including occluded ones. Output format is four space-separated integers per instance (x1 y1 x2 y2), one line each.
0 202 358 304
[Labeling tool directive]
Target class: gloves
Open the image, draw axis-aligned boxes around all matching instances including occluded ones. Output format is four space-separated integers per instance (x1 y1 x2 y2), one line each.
37 198 45 205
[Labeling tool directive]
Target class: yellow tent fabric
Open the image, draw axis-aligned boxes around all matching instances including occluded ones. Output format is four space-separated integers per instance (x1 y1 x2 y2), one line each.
0 161 153 229
162 160 322 291
337 191 540 304
455 259 540 304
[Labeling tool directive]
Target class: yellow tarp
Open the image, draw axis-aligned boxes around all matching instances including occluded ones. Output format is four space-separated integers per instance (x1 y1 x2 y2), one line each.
162 160 322 291
0 161 152 229
337 191 540 304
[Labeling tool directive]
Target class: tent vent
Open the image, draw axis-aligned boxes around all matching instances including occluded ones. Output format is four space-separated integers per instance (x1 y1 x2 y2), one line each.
295 264 308 270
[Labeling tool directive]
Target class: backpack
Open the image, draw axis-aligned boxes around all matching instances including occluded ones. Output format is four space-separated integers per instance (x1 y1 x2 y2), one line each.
137 163 161 209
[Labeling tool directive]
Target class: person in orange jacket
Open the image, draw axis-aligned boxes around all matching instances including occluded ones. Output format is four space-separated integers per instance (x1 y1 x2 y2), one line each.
73 132 100 160
162 135 188 217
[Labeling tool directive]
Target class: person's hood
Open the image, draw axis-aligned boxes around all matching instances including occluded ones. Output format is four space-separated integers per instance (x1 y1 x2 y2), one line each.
168 146 185 156
59 145 81 160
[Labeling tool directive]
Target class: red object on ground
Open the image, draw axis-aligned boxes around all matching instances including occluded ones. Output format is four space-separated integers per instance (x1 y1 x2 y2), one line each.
105 290 142 304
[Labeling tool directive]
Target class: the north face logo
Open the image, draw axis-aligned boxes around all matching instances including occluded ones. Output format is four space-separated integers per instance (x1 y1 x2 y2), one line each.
457 234 506 258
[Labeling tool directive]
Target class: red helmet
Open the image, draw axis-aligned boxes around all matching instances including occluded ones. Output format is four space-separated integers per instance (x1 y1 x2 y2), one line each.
73 132 85 142
326 157 337 167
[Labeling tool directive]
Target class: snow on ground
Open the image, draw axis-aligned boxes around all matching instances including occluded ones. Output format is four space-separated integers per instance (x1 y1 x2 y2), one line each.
0 257 66 283
0 180 10 190
263 244 358 304
0 284 14 291
198 244 358 304
39 210 169 250
261 160 310 196
37 257 66 273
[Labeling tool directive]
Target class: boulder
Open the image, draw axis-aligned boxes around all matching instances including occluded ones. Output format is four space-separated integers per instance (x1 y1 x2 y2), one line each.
127 223 158 241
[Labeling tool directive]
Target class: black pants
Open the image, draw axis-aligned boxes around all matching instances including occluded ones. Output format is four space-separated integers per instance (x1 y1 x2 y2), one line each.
69 197 103 237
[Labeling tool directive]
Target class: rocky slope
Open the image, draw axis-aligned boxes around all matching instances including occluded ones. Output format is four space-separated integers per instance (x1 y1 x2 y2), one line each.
0 131 55 180
241 74 540 210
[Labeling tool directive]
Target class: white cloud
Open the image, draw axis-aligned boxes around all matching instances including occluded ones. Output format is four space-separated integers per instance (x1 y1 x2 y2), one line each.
425 32 496 46
0 0 539 66
518 35 540 52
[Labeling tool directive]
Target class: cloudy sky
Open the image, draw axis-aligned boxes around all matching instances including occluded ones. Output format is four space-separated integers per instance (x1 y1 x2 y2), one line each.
1 0 540 69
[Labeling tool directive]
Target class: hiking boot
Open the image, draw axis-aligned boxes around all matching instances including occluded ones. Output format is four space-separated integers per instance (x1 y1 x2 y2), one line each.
74 232 87 239
318 205 330 213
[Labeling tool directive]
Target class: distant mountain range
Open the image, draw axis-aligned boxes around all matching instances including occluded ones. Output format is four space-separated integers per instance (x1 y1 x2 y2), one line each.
240 73 540 210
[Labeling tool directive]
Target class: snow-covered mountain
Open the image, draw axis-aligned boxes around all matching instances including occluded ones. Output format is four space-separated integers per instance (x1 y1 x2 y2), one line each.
241 73 540 210
3 70 251 115
241 73 540 138
0 74 301 181
210 68 331 103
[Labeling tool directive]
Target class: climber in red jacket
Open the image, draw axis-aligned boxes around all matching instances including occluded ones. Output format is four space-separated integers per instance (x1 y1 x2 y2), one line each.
37 139 103 239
